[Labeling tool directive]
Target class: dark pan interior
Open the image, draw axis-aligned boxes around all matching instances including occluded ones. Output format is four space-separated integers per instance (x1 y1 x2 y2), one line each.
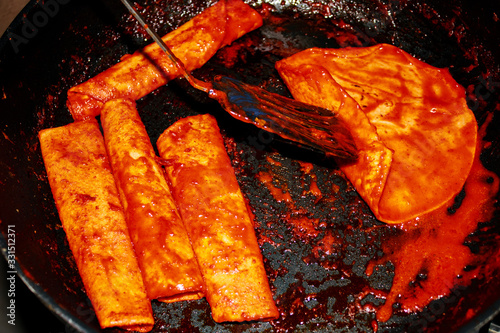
0 0 499 332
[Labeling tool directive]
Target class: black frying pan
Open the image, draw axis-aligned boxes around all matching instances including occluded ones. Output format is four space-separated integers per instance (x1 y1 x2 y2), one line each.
0 0 499 332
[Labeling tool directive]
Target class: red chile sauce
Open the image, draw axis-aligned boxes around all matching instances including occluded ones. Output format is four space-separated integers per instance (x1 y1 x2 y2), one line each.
367 114 499 322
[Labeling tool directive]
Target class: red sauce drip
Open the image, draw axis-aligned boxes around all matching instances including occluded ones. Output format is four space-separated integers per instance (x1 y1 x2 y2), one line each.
369 113 500 322
257 171 293 203
297 161 322 198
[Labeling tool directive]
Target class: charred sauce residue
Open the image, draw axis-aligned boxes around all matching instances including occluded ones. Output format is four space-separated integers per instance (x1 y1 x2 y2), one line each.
226 139 385 331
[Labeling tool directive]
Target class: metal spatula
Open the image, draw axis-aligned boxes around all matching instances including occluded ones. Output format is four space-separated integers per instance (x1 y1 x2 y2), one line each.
120 0 358 160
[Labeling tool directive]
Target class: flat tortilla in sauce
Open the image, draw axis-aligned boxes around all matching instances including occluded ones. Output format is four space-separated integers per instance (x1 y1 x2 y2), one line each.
276 44 477 223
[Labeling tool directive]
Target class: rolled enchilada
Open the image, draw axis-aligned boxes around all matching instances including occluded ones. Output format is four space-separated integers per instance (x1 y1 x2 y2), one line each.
38 119 154 332
156 114 279 323
66 0 263 121
100 98 205 302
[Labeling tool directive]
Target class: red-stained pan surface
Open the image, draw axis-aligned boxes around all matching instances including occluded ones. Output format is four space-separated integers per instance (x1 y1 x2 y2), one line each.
0 0 499 332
